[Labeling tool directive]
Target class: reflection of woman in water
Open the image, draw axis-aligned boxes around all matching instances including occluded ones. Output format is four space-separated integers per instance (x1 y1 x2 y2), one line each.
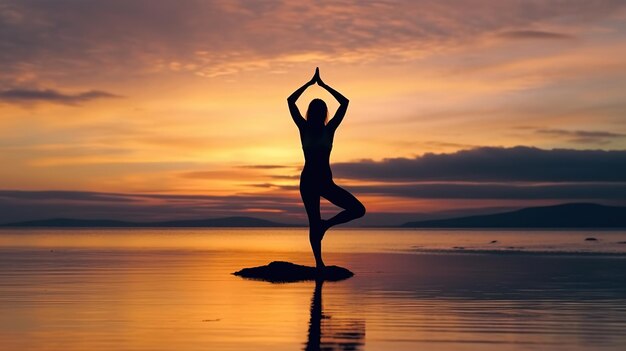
288 68 366 268
305 280 365 350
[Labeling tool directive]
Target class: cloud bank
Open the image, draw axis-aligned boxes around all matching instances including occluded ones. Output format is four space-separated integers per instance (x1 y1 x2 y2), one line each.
498 30 574 40
2 147 625 224
333 147 626 182
0 88 120 105
1 0 624 83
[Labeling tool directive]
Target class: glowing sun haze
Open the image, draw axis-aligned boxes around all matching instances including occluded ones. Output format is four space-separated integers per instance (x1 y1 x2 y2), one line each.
1 0 625 224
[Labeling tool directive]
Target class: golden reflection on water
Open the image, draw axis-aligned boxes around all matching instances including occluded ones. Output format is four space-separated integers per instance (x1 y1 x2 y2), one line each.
2 228 626 254
0 247 369 351
1 229 626 350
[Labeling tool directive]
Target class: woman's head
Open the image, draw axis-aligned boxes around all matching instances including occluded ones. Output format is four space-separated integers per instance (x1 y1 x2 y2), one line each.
306 98 328 126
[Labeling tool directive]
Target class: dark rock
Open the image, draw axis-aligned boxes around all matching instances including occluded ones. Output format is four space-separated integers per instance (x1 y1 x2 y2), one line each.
585 237 598 241
490 240 498 244
233 261 354 283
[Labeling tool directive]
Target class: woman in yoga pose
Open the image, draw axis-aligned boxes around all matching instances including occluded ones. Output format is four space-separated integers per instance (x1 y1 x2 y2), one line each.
287 68 366 268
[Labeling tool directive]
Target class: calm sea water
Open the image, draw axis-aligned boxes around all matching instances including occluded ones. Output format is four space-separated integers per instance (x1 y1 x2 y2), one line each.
1 228 625 350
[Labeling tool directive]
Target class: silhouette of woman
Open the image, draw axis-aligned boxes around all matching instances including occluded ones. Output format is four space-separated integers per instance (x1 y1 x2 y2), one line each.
288 68 366 268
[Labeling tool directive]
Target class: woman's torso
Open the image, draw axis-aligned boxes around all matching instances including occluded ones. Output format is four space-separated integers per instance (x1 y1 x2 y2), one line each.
300 125 334 180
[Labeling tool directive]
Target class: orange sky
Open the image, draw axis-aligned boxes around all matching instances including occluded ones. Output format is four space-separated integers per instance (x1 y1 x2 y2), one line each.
0 1 625 224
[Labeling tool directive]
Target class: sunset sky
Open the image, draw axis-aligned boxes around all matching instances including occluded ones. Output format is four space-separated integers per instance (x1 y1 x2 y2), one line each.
1 0 625 225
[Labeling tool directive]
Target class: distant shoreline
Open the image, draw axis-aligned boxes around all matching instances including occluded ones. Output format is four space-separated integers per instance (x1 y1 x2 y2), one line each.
1 226 625 231
2 203 625 229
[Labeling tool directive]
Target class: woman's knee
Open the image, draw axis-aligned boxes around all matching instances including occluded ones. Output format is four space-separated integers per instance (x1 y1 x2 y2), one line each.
352 201 366 218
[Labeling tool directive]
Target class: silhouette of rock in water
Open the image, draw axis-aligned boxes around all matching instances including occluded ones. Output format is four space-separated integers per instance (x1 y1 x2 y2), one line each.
233 261 353 283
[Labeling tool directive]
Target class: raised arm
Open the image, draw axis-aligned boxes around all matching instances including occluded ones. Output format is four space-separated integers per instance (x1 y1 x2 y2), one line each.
319 77 349 131
287 71 316 129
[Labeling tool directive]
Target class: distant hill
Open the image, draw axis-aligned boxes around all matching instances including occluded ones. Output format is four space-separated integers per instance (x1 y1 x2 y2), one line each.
401 203 626 228
1 216 295 228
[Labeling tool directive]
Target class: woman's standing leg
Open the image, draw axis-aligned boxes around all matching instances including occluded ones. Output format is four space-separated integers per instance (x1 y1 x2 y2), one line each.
300 182 324 267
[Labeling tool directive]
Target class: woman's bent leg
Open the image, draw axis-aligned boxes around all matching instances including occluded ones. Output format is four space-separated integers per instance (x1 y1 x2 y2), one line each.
321 182 366 230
